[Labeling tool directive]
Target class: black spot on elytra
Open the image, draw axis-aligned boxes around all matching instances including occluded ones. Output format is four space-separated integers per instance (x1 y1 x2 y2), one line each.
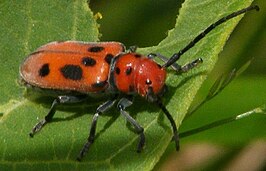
82 57 96 66
39 63 50 77
134 54 141 58
115 67 120 75
146 79 152 85
60 65 82 80
92 80 107 88
125 67 132 75
88 46 104 52
105 54 114 64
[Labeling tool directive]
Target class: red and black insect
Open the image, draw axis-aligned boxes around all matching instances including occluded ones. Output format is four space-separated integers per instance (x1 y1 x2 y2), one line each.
19 6 259 161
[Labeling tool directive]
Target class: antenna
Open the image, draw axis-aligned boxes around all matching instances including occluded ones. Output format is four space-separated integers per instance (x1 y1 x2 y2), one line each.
163 5 259 68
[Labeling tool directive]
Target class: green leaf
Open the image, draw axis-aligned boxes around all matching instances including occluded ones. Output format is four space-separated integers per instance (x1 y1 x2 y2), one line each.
180 104 266 138
180 76 266 145
0 0 256 170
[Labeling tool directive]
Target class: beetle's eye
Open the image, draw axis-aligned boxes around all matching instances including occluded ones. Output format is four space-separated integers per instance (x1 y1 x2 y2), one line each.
145 79 152 85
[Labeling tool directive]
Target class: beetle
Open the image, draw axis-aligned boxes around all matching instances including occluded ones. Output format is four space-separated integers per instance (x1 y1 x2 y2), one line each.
19 5 259 160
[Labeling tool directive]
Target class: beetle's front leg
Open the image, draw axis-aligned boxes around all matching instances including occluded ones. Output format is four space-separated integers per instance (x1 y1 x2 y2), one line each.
148 53 202 74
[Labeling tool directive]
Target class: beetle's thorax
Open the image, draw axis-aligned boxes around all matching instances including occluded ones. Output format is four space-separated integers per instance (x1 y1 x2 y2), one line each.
109 53 167 98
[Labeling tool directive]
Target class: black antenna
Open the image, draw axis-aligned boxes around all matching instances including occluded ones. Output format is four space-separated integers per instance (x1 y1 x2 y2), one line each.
163 5 259 68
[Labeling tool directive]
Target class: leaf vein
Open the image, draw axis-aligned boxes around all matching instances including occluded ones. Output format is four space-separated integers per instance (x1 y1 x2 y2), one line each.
0 99 28 123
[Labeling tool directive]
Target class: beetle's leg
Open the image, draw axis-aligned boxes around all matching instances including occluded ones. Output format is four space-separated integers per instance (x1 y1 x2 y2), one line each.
128 45 138 53
117 97 145 152
178 58 203 73
29 95 87 137
156 99 179 151
148 53 202 73
148 53 181 71
77 98 117 161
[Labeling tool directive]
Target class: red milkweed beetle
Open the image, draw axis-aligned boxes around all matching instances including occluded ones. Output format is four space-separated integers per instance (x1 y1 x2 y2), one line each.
19 5 259 161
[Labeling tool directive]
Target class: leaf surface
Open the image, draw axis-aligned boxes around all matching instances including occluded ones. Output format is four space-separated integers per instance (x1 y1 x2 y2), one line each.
0 0 256 170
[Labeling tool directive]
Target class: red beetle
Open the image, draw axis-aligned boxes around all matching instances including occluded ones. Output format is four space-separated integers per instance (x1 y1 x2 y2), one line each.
19 6 259 160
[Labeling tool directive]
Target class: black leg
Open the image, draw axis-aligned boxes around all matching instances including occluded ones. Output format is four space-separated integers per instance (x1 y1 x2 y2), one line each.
128 45 138 53
77 98 117 161
178 58 203 73
117 98 145 152
156 99 179 151
148 53 202 74
29 95 87 137
148 53 181 71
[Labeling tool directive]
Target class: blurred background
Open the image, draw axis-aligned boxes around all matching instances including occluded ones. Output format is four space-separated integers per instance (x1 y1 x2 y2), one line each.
90 0 265 170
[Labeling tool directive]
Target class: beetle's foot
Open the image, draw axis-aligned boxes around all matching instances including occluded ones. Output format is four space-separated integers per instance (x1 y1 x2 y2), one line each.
29 119 47 137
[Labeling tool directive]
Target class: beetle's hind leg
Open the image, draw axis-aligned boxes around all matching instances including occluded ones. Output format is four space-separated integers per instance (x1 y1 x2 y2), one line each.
29 95 87 137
